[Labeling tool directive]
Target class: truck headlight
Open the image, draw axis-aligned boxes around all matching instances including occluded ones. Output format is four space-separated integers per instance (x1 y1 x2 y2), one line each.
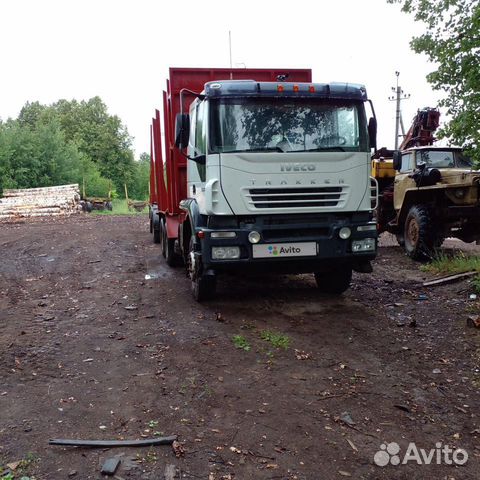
454 188 466 199
352 238 376 252
248 231 261 244
212 246 240 259
339 227 351 239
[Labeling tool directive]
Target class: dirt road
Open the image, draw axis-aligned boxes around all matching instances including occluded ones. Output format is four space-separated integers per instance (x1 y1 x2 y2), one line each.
0 215 479 479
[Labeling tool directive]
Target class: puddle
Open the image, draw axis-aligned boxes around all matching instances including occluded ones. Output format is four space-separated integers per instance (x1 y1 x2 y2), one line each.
144 262 174 280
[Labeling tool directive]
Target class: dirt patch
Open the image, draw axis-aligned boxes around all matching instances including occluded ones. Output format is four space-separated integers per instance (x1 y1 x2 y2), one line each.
0 217 479 479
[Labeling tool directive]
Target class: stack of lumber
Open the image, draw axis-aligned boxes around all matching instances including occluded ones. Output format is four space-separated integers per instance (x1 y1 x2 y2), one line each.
0 184 81 220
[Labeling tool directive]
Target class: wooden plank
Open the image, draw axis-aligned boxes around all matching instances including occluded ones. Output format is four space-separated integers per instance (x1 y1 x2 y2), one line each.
423 271 478 287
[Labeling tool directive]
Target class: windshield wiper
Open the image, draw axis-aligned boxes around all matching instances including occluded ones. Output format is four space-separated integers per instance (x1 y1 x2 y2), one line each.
302 146 346 152
219 147 284 154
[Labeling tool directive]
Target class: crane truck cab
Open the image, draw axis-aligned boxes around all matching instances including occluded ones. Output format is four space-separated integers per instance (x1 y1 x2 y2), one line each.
171 79 378 300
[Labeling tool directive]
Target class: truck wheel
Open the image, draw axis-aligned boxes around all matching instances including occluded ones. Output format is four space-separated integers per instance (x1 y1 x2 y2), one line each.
153 224 161 244
187 237 216 301
314 267 352 294
165 234 181 267
160 219 166 258
404 205 438 260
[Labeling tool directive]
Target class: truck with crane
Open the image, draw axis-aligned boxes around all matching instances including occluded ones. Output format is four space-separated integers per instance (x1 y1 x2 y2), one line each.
372 107 480 260
149 68 379 301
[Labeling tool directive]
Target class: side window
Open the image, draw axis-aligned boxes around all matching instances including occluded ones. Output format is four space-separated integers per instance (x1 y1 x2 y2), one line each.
400 153 412 173
195 102 206 155
188 104 196 154
194 101 206 181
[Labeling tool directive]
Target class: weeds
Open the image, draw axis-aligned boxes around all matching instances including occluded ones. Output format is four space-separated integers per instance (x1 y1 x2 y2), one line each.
472 276 480 294
232 335 251 352
260 330 290 350
422 252 480 275
90 199 148 216
0 452 37 479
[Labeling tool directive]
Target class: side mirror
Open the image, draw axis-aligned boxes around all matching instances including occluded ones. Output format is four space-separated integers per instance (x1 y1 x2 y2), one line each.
392 150 402 171
368 117 377 151
175 113 190 149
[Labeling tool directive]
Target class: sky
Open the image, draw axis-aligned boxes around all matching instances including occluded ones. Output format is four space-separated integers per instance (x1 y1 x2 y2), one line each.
0 0 442 156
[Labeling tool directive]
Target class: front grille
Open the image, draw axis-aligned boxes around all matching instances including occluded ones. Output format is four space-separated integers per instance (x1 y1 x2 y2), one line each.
246 186 347 209
262 227 330 241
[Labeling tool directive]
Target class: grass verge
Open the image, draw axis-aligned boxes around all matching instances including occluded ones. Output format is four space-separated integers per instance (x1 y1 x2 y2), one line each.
421 252 480 276
90 199 148 216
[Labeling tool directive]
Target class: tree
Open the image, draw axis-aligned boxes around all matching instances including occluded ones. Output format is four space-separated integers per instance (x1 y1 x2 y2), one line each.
14 97 136 195
128 153 151 200
0 118 79 192
388 0 480 162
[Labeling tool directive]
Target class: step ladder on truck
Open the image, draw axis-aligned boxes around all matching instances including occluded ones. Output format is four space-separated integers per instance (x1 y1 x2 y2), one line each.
149 67 379 301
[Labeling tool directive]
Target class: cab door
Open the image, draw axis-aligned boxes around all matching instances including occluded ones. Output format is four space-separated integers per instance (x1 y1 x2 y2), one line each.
187 101 207 199
393 152 416 211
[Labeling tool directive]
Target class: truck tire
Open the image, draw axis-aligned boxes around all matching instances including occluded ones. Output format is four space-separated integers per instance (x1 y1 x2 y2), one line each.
404 205 438 260
187 237 216 301
160 219 166 258
165 237 176 266
165 234 181 267
153 224 161 244
314 267 352 294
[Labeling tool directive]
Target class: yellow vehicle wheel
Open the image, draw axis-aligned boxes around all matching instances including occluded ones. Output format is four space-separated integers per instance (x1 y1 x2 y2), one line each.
404 205 437 260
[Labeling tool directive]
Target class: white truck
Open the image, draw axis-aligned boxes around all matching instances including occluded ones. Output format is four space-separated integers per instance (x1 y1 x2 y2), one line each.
150 68 378 301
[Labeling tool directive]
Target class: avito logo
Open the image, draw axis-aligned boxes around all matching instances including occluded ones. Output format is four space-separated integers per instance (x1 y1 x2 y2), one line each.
268 245 301 255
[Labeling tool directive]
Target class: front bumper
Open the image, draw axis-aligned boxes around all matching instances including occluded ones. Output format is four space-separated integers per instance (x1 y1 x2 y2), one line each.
198 213 377 273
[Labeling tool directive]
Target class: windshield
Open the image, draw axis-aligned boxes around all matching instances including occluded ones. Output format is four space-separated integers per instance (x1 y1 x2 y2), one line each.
418 150 473 169
209 97 368 153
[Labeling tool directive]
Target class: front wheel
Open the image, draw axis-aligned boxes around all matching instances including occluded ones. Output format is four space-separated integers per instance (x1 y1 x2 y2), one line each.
404 205 439 260
187 237 216 302
314 267 352 294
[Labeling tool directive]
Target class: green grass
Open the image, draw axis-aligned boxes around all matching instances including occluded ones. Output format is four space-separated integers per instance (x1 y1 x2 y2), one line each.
0 452 37 479
472 276 480 294
232 335 251 352
90 199 148 216
260 330 290 350
422 252 480 275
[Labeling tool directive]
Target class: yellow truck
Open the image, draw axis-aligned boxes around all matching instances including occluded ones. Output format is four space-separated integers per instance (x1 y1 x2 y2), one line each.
372 109 480 260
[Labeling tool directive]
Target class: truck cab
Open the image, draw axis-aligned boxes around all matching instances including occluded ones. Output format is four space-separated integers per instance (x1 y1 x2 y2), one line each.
173 79 378 300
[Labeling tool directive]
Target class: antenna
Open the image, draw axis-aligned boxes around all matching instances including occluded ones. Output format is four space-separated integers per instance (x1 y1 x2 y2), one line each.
229 31 233 69
388 71 410 149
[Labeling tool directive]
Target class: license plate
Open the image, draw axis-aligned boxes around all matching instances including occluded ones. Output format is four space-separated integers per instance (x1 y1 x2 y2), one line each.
252 242 317 258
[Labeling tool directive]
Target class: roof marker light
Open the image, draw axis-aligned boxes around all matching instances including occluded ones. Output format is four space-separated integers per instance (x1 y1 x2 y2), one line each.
293 85 299 93
277 84 284 93
309 85 315 93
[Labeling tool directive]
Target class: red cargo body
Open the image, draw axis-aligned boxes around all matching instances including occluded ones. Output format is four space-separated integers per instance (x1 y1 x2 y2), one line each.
150 67 312 240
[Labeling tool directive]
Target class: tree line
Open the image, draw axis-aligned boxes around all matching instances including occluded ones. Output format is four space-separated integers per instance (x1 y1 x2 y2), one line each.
0 97 150 199
389 0 480 163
